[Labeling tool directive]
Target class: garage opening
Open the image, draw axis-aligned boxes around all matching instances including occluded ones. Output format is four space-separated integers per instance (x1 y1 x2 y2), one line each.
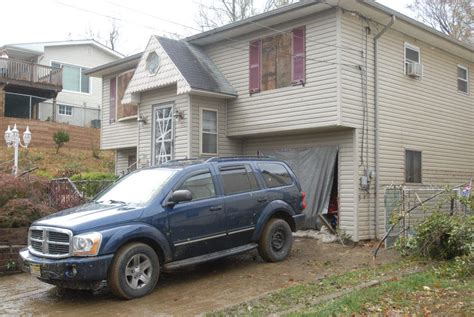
257 146 339 229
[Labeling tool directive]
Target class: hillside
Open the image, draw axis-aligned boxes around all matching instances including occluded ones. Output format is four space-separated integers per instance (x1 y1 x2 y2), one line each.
0 147 114 178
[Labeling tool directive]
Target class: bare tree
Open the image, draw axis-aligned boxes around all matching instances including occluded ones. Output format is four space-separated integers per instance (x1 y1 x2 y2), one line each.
85 18 121 51
196 0 298 31
408 0 473 42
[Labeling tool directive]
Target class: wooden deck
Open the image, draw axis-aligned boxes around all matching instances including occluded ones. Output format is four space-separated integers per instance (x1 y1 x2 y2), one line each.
0 57 62 91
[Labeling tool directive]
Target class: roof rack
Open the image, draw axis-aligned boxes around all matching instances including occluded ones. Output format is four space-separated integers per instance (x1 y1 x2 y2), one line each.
161 158 206 166
206 156 274 163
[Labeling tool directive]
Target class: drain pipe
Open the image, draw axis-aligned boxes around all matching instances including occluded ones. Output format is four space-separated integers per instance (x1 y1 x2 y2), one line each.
373 15 395 239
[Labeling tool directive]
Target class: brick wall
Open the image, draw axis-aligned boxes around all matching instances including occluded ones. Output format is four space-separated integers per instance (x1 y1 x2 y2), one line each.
0 227 27 274
0 117 100 150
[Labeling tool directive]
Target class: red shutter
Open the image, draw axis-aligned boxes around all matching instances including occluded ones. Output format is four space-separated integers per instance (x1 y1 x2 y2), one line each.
292 27 305 85
249 39 261 94
109 77 116 123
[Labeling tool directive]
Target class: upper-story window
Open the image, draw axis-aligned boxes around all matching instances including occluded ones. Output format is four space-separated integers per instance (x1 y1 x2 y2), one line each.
249 26 305 94
52 62 90 93
201 108 218 155
457 65 469 94
404 43 423 78
405 150 422 183
109 70 137 123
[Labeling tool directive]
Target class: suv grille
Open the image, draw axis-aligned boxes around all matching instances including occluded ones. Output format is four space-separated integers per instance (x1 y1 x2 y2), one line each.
29 227 72 258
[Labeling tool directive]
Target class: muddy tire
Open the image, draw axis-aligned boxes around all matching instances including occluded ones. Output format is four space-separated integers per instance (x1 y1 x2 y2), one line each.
107 242 159 300
258 218 293 262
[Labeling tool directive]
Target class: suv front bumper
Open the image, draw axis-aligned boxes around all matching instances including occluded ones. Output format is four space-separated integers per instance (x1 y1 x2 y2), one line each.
20 248 114 284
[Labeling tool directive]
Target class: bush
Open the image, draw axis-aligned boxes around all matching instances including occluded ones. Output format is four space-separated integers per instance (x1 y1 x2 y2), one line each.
396 212 474 260
53 130 70 153
0 173 55 228
70 172 117 198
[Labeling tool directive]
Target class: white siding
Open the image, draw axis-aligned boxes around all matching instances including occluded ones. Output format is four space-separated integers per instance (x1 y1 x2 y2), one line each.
116 148 137 176
101 75 138 150
190 95 243 157
243 129 358 240
204 9 340 137
341 11 474 239
137 85 189 166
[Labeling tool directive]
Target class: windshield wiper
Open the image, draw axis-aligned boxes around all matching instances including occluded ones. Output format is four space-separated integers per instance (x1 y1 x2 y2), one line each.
97 199 128 205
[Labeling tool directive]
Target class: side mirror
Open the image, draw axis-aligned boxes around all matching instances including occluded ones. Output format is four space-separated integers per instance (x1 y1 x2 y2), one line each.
170 189 193 205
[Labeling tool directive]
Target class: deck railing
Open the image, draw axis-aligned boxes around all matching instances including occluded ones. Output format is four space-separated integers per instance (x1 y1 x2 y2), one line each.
0 57 62 88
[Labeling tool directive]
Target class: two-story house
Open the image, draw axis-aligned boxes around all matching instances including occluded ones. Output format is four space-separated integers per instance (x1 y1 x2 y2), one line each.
87 0 473 241
0 40 122 127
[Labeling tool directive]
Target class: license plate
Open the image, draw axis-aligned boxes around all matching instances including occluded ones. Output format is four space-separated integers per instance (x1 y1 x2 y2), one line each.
30 264 42 277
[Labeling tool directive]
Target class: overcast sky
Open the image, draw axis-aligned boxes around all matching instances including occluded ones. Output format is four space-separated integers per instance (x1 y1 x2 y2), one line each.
1 0 414 56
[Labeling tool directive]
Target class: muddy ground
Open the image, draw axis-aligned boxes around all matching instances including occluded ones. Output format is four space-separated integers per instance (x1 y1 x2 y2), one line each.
0 238 399 316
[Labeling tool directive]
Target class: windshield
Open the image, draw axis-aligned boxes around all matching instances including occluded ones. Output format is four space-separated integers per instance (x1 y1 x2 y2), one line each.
95 168 177 206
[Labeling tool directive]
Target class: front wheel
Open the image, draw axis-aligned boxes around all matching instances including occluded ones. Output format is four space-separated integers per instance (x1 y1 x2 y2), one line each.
258 218 293 262
107 242 160 299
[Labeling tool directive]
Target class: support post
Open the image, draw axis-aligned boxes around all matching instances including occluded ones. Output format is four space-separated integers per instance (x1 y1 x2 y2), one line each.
0 84 5 118
52 96 57 122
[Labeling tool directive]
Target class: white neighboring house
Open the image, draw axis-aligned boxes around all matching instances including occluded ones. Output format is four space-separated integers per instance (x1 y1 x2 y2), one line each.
0 40 122 127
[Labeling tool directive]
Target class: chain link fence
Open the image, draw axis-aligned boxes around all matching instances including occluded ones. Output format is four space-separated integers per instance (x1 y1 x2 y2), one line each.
384 185 472 247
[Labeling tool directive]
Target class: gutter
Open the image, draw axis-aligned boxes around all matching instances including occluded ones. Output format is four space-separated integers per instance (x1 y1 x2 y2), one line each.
373 15 395 239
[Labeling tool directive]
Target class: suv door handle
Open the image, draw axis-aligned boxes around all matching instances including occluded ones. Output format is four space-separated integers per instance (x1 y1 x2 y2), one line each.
257 198 268 203
209 205 223 211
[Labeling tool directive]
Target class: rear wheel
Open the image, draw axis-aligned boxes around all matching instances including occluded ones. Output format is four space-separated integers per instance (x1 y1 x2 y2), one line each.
258 218 293 262
107 242 160 299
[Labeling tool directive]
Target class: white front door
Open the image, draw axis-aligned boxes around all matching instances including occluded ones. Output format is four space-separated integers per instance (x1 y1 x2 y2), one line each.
153 105 173 165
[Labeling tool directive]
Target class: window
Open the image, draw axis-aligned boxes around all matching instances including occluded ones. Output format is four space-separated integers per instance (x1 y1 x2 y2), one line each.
58 104 72 116
109 71 137 123
249 26 305 93
52 62 90 93
201 109 218 155
405 150 422 183
146 52 161 75
457 65 469 94
258 163 293 188
220 165 259 195
178 172 216 201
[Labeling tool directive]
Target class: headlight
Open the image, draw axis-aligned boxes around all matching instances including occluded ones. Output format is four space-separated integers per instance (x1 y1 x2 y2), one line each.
73 232 102 256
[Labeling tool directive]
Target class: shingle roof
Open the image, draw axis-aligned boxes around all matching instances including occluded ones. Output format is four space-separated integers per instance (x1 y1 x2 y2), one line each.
157 37 236 96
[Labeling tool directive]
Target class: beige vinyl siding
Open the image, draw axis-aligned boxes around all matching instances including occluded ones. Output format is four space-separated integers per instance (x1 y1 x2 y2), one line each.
101 75 138 150
115 148 137 176
341 12 474 238
340 12 376 240
204 9 339 137
190 95 243 157
137 85 189 166
244 129 358 240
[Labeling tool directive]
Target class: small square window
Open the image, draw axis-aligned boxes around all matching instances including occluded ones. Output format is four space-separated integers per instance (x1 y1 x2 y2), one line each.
457 65 469 94
405 150 422 183
404 43 421 76
58 104 73 116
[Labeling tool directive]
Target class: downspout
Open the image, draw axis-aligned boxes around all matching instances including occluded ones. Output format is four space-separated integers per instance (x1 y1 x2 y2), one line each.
373 15 395 239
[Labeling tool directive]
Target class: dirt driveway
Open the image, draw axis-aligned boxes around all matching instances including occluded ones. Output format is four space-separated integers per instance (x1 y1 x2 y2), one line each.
0 238 399 316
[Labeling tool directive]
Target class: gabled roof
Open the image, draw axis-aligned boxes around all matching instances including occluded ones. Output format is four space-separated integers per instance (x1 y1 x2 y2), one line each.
157 37 236 96
2 39 124 58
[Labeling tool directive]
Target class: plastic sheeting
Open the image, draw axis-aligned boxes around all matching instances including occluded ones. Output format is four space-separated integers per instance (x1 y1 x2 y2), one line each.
260 146 339 229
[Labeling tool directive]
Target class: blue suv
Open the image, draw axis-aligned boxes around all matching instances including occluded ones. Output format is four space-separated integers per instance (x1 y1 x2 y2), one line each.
20 157 306 299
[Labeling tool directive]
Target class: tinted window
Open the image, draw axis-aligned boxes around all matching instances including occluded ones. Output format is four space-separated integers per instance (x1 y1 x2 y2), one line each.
258 163 293 188
405 150 422 183
178 172 216 201
220 166 259 195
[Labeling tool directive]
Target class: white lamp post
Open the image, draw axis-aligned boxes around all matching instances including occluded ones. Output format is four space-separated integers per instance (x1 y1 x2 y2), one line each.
4 124 32 176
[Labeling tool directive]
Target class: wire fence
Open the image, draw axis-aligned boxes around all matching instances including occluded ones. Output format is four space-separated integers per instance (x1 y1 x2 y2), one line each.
384 185 472 247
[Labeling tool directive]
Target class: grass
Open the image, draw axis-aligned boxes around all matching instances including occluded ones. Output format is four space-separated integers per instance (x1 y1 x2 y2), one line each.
208 260 473 316
0 147 114 177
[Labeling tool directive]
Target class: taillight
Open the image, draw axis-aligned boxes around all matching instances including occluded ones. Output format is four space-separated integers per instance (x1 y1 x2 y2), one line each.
300 191 307 210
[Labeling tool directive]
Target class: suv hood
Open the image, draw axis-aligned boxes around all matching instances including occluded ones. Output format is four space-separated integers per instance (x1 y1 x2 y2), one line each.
33 203 145 233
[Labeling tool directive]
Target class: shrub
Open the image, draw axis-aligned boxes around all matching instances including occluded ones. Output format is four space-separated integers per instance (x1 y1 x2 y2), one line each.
0 198 54 228
53 130 70 154
70 172 117 198
396 212 474 260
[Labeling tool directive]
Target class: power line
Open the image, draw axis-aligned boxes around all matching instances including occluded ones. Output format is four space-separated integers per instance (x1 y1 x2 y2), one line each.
56 0 362 69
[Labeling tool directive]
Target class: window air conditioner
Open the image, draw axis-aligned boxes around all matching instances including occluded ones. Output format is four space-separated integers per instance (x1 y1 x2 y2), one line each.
406 62 423 78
